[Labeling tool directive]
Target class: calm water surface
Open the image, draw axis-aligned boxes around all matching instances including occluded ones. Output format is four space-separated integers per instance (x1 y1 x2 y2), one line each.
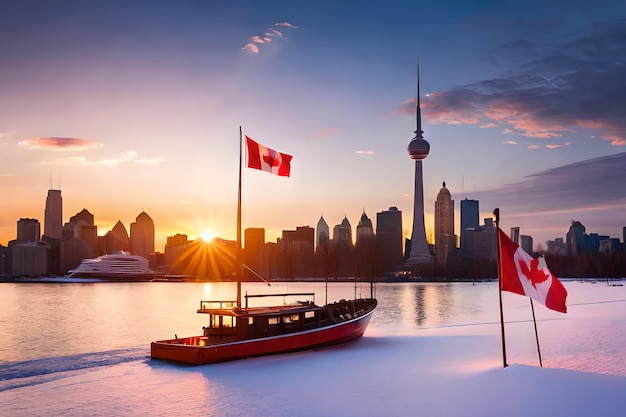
0 281 497 363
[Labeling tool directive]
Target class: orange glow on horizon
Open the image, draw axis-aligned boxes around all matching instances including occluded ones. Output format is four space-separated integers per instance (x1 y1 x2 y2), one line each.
170 239 237 279
200 231 215 242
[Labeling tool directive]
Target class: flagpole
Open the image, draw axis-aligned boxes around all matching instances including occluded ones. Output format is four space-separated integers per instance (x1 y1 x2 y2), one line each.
494 208 508 368
237 126 243 308
529 299 543 367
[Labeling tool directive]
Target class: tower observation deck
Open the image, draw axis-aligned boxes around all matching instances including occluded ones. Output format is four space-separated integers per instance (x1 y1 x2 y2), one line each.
405 64 434 267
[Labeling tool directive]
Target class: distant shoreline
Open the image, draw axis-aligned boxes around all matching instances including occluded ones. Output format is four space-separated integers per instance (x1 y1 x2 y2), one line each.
1 275 623 284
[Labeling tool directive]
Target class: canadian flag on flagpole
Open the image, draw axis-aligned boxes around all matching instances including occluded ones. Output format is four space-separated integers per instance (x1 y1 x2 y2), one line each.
497 227 568 313
245 135 292 177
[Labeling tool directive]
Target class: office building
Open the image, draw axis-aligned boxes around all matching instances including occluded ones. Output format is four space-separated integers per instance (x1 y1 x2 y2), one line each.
130 212 155 260
356 211 374 247
164 233 189 267
43 189 62 240
12 241 49 276
333 217 352 246
17 218 40 243
376 207 403 271
520 235 533 255
61 209 97 273
316 216 329 251
280 226 314 278
460 198 479 257
101 220 130 254
434 182 454 265
566 220 586 256
244 227 265 276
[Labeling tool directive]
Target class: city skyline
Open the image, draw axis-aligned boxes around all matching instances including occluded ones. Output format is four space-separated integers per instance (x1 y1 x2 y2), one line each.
2 185 623 256
1 1 625 250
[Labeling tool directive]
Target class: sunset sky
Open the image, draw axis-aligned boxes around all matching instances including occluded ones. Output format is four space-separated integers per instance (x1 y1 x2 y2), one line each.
1 0 625 251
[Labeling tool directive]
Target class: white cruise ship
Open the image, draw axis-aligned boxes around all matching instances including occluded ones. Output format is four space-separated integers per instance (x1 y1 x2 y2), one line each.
68 251 154 281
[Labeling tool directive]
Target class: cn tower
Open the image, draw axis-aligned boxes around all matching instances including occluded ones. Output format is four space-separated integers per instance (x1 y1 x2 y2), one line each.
406 64 434 266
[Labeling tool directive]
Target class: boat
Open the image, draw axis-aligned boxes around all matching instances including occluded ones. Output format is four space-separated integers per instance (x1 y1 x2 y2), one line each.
67 251 153 281
150 292 377 364
150 128 377 364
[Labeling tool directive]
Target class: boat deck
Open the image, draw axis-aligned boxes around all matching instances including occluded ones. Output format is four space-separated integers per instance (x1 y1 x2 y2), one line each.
151 297 377 364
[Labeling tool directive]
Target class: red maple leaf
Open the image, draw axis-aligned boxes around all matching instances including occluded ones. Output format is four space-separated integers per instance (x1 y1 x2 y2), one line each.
517 256 549 289
263 152 279 167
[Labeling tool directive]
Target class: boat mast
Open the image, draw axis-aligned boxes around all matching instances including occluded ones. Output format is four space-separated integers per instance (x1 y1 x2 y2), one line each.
237 126 243 307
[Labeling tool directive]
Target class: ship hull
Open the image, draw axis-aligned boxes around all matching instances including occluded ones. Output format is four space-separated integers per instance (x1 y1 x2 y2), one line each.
151 301 375 365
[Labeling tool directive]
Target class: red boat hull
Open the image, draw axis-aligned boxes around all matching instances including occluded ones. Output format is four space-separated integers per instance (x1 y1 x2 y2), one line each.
151 308 374 365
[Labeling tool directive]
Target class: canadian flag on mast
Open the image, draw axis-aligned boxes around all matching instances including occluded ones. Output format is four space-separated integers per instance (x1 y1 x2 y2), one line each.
497 227 568 313
245 135 292 177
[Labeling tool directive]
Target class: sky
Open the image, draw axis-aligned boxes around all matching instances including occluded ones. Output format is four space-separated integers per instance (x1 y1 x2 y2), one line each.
1 0 625 252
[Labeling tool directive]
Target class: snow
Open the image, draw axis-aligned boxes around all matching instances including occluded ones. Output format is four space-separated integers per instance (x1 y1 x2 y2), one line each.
1 280 625 416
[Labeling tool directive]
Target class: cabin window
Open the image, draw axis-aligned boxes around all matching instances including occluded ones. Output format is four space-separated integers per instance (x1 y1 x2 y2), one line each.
211 315 235 328
223 316 234 328
268 317 279 325
248 317 254 325
305 311 315 319
283 315 291 324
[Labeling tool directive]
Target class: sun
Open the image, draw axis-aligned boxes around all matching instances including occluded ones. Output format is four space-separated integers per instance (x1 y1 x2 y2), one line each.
200 231 215 242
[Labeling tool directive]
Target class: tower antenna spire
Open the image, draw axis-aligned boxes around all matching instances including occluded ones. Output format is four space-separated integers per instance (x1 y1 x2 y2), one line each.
416 57 423 139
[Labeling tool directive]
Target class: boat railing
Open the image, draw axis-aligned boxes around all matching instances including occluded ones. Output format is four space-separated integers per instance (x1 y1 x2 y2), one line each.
244 292 316 308
198 300 238 312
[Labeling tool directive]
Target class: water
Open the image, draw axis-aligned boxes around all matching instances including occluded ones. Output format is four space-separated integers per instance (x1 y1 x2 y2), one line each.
0 281 496 364
1 280 624 416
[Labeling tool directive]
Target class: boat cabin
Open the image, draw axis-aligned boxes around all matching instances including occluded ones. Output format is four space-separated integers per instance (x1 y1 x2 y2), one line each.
197 293 333 342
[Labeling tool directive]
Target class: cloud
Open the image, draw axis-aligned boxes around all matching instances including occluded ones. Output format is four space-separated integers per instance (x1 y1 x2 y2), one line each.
136 156 165 164
42 150 164 166
355 150 375 155
242 43 259 54
242 21 297 54
19 137 102 151
469 152 626 237
249 36 267 44
265 28 283 37
502 140 518 145
304 127 339 141
395 22 626 146
275 22 297 28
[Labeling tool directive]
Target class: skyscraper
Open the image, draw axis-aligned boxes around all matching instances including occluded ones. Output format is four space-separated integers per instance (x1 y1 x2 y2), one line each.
376 207 403 271
43 189 62 240
316 216 329 251
61 209 97 273
460 198 479 256
130 212 155 259
103 220 131 254
566 220 586 256
406 65 433 266
434 182 454 265
333 217 352 246
356 211 374 247
244 227 265 275
520 235 533 255
42 188 62 274
17 218 40 243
